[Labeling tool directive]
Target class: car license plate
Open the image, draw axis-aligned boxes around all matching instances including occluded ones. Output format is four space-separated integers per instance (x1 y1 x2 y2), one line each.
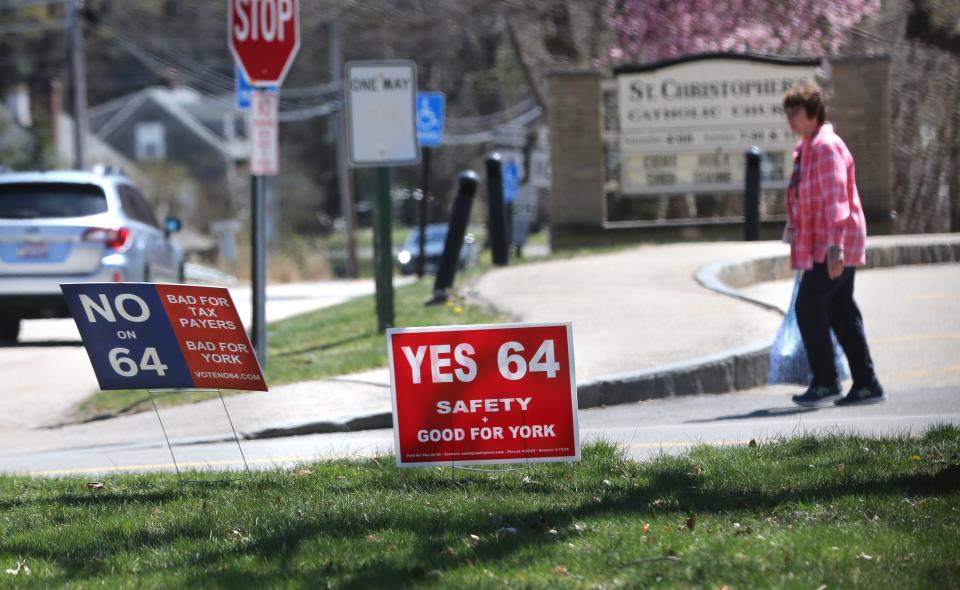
16 241 50 260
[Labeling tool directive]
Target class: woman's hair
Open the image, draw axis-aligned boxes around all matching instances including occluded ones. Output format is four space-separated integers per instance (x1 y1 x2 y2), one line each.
783 81 826 125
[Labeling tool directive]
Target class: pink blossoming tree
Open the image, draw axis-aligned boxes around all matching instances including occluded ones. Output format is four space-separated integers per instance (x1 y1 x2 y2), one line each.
607 0 881 63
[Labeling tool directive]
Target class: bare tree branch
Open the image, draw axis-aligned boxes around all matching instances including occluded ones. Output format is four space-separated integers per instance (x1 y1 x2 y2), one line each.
505 17 546 112
906 0 960 55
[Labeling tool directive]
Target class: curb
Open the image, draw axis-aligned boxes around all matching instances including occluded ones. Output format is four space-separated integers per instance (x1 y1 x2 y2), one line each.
575 341 771 409
245 412 393 440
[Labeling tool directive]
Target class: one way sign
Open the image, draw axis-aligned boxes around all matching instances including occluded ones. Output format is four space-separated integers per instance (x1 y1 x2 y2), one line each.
345 60 419 167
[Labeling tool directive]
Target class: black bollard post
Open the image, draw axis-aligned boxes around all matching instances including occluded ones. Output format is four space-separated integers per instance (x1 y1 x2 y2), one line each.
485 153 509 266
744 146 762 241
429 170 480 304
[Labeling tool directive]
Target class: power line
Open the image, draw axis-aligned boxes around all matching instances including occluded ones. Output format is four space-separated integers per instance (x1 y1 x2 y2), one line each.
128 0 340 100
0 0 67 9
848 26 912 50
98 18 340 102
97 21 236 88
0 20 64 34
92 26 341 121
446 97 538 131
276 100 340 122
95 24 339 111
443 104 543 145
278 82 341 98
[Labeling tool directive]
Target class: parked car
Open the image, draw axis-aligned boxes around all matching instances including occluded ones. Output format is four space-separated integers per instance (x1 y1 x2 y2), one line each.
0 168 183 342
396 223 475 275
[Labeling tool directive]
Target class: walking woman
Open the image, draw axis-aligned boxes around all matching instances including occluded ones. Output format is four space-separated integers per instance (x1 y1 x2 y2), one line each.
782 81 885 406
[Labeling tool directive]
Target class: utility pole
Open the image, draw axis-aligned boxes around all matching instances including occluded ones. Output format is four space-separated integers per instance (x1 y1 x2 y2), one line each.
66 0 88 170
330 13 358 278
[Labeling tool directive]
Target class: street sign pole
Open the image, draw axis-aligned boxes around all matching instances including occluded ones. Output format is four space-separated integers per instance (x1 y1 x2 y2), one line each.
344 60 419 333
249 89 279 365
251 174 267 364
414 92 444 279
416 146 431 278
329 13 357 278
230 0 299 365
373 166 394 332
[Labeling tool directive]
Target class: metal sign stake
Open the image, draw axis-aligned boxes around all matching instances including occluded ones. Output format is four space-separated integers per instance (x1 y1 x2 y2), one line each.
147 389 251 486
149 390 183 483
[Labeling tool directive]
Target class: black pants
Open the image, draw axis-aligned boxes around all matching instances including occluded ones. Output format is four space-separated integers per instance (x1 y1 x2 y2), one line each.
795 263 877 387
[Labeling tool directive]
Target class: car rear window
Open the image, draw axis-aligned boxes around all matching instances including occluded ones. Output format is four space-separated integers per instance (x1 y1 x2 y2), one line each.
0 183 108 219
406 227 448 245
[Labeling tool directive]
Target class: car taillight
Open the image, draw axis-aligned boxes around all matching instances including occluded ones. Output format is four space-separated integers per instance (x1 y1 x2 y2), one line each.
83 227 131 251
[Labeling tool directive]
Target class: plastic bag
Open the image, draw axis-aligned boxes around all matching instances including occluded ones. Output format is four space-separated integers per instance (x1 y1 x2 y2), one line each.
768 271 851 385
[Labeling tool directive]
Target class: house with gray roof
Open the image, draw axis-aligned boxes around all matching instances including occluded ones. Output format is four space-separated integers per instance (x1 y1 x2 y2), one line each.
88 86 248 223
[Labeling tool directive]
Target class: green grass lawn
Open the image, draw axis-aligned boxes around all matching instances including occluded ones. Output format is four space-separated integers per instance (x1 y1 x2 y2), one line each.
263 275 503 385
1 427 958 588
72 277 506 421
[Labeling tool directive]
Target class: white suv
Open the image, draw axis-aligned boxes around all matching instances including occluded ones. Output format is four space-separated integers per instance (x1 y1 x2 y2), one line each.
0 169 184 342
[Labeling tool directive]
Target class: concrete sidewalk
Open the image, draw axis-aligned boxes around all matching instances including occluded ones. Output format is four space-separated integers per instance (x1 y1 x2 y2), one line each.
3 234 958 457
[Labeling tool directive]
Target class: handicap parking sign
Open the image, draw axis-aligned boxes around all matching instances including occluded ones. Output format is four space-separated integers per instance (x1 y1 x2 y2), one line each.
416 92 445 147
496 149 524 204
236 65 277 111
503 161 520 204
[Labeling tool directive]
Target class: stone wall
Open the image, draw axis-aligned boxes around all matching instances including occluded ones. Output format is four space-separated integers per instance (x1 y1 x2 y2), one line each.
545 69 606 238
828 56 894 225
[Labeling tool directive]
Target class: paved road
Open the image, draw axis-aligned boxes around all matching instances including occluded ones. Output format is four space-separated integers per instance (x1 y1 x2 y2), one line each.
2 263 956 476
0 278 403 435
741 264 960 390
6 384 954 477
471 242 789 379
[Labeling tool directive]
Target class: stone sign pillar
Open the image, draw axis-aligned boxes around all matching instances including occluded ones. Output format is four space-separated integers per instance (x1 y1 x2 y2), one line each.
828 55 893 226
546 69 605 247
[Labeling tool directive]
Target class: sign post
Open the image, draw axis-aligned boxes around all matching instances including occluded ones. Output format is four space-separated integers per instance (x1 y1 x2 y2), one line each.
345 60 419 332
416 92 445 277
229 0 300 365
387 322 579 467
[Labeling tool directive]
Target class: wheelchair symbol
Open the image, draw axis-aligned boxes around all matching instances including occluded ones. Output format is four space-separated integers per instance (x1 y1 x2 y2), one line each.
418 97 440 131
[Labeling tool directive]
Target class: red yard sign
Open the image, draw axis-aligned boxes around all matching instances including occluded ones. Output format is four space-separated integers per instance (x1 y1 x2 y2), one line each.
387 323 579 467
157 284 267 391
229 0 300 87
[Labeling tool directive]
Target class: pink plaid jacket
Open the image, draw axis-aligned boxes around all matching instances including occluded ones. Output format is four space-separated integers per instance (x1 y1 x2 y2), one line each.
786 123 867 271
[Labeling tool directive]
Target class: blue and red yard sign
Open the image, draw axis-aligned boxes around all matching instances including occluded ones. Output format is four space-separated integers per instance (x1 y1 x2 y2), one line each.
61 283 267 392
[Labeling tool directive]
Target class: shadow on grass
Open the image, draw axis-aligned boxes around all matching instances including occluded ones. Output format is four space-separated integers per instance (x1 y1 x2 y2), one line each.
3 434 958 587
177 461 960 589
0 488 183 511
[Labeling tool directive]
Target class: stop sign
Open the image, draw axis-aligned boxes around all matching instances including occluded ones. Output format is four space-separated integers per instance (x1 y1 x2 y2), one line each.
229 0 300 87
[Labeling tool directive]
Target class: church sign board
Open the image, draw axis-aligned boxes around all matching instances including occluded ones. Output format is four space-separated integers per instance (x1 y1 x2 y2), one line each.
614 54 819 195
